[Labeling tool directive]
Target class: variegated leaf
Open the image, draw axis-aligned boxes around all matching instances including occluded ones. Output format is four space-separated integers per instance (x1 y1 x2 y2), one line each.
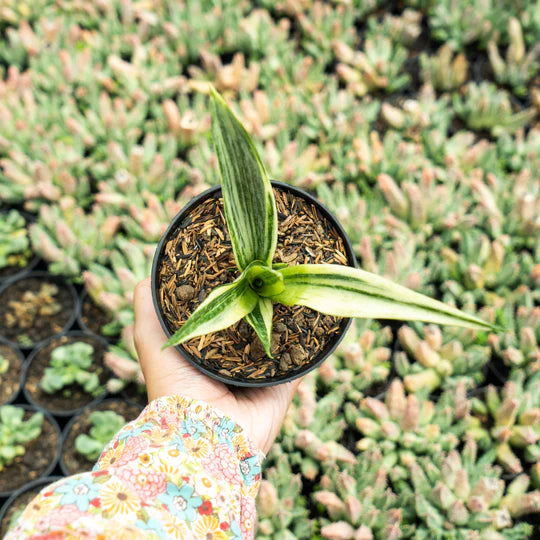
210 87 277 270
163 276 258 349
245 297 274 358
271 264 494 330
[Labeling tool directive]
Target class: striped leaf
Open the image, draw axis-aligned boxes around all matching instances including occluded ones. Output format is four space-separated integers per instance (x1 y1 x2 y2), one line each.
210 87 277 270
163 275 259 349
245 297 274 358
271 264 494 331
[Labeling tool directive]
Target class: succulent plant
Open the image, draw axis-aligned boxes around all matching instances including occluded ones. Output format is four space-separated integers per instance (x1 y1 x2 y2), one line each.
315 449 414 539
333 36 410 96
395 323 490 395
488 303 539 371
453 82 537 136
428 0 498 50
0 209 31 270
487 18 540 97
345 380 472 483
75 410 126 462
29 201 119 277
0 405 43 472
40 341 103 398
400 437 537 538
256 454 315 540
83 237 154 329
419 44 468 91
469 370 540 474
367 9 423 47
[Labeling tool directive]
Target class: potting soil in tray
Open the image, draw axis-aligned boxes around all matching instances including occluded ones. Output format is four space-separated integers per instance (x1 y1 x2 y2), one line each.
0 277 74 346
0 344 22 405
157 188 350 380
25 335 107 412
62 401 142 475
0 412 58 494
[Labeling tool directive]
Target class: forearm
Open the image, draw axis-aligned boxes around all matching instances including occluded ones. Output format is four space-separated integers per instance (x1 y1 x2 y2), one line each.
6 395 264 539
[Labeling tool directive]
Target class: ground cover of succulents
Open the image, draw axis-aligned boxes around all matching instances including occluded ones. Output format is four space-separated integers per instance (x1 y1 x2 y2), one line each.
0 0 539 538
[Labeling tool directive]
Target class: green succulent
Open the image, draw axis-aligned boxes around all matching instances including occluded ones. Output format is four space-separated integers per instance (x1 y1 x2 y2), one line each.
419 44 468 91
75 410 126 462
487 18 540 97
256 455 315 540
314 449 414 539
0 405 43 472
453 82 536 136
400 437 538 539
469 371 540 474
395 323 490 395
40 342 103 398
345 380 473 483
0 209 31 270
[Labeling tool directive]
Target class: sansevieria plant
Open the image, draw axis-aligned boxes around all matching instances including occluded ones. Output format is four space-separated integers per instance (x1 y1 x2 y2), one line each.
163 88 494 357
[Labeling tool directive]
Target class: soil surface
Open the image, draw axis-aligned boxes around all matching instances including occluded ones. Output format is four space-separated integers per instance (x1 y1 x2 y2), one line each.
157 186 352 383
0 344 22 405
80 293 114 337
0 277 75 346
62 400 143 475
25 335 108 414
0 411 59 495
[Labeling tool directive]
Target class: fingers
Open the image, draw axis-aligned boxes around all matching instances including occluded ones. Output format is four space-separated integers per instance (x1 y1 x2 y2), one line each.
133 278 226 401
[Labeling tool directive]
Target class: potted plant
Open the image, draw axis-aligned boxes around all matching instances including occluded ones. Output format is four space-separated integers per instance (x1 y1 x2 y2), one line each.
77 289 117 340
0 405 60 498
23 332 109 416
0 209 38 283
151 89 494 387
0 272 78 349
60 399 142 476
0 341 24 406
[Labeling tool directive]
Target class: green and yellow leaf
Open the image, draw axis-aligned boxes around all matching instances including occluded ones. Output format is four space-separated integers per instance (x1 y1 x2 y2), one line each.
271 264 494 330
245 297 274 358
163 276 259 349
210 87 277 270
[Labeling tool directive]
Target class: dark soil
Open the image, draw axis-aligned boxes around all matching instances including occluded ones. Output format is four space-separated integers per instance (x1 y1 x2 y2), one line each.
80 293 114 336
25 335 108 414
0 484 44 537
0 411 58 495
61 400 142 475
0 344 22 405
157 186 352 383
0 277 75 346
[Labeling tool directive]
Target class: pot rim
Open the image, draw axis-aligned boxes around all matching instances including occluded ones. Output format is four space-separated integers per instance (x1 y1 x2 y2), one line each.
76 289 117 343
22 330 109 417
151 180 357 387
0 271 79 350
59 397 145 477
0 405 62 498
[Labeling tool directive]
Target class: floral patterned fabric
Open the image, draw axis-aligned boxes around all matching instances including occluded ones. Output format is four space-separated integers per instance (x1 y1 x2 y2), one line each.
5 396 264 539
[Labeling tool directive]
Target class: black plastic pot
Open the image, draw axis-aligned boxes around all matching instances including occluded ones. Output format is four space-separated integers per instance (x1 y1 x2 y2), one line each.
151 181 357 388
0 271 79 350
0 339 25 406
0 210 40 287
23 331 109 417
59 398 144 477
0 476 62 537
0 405 61 498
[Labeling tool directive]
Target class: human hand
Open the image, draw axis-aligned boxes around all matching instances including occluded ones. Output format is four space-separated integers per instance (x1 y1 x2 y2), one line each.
133 277 302 454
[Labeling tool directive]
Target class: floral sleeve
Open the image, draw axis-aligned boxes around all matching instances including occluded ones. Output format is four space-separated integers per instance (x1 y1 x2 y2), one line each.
6 395 264 540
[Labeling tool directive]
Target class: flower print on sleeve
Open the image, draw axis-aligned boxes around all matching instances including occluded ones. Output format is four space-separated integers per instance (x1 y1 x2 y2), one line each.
5 395 264 540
